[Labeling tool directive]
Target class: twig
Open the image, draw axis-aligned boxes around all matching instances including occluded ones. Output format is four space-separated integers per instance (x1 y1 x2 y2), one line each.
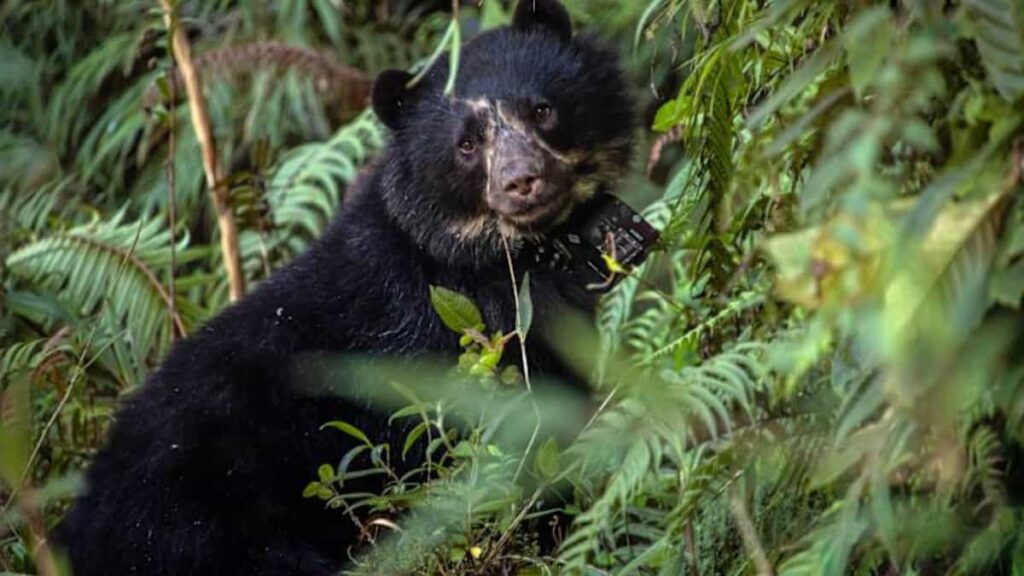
165 64 179 340
500 236 541 484
582 384 619 433
159 0 245 301
22 492 59 576
500 238 532 393
684 521 699 575
481 486 545 568
729 483 774 576
646 125 683 176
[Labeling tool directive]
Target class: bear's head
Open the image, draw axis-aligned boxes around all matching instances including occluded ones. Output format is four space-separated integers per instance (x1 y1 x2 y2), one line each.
372 0 634 267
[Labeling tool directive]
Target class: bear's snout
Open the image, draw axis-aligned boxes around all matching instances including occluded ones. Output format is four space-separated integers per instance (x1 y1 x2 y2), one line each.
500 161 542 198
486 129 569 227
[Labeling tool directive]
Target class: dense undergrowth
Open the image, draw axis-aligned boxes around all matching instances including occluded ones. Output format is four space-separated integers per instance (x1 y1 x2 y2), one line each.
3 0 1024 574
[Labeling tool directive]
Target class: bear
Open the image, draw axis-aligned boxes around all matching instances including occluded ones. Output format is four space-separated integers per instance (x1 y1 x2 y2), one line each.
54 1 634 574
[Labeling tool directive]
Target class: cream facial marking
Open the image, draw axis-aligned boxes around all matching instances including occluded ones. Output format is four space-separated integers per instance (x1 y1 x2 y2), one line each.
449 212 494 241
454 98 499 199
460 97 491 113
569 138 631 202
494 101 578 166
449 97 626 240
454 98 584 171
447 213 540 246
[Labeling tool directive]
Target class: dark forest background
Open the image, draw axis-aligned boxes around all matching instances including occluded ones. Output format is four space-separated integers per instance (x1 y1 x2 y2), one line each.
3 0 1024 574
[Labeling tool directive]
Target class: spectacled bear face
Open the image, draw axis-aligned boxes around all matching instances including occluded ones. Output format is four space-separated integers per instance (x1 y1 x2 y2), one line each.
372 0 634 267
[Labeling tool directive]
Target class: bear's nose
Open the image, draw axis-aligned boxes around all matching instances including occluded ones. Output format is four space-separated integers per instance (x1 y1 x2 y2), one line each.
504 174 540 197
500 162 542 198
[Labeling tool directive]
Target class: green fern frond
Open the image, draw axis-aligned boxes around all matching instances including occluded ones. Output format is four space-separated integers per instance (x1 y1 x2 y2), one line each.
560 438 657 570
598 165 692 363
561 343 770 570
271 111 382 223
644 291 764 366
963 425 1006 508
238 110 385 275
965 0 1024 102
776 503 869 576
6 209 195 363
0 182 73 236
0 339 45 380
48 32 142 152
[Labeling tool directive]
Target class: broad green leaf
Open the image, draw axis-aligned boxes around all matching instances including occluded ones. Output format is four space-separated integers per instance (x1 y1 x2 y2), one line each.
535 437 561 480
991 200 1024 308
451 441 475 459
299 479 319 498
517 272 533 339
389 404 425 424
652 99 682 132
479 0 509 30
337 444 370 478
763 226 823 308
317 464 335 484
320 420 372 447
429 285 483 333
402 421 428 460
991 260 1024 308
842 7 893 99
885 191 1009 336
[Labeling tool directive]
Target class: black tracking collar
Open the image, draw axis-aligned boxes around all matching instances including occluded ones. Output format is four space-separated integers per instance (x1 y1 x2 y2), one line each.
522 192 660 293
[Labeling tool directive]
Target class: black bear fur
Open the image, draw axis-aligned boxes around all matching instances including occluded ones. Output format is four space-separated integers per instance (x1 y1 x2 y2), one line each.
55 1 633 573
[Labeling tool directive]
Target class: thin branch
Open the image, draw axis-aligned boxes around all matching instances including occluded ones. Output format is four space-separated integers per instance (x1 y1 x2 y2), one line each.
165 66 180 340
501 236 541 486
481 486 545 569
646 125 683 176
500 237 532 393
22 491 60 576
729 483 774 576
159 0 245 301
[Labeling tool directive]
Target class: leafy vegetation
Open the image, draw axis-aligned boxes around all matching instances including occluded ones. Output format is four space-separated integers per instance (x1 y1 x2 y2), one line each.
3 0 1024 574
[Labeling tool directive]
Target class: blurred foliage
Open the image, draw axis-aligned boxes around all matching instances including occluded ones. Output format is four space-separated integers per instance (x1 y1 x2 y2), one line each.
4 0 1024 575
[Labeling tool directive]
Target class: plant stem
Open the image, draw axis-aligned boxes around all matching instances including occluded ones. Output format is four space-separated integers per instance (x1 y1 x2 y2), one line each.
165 65 179 339
729 483 774 576
159 0 245 301
501 236 541 485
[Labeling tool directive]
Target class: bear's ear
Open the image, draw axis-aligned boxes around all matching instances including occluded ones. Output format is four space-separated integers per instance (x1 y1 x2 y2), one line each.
372 69 416 130
512 0 572 42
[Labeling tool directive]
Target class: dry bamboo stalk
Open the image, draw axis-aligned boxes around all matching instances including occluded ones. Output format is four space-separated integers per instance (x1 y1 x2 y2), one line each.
158 0 245 301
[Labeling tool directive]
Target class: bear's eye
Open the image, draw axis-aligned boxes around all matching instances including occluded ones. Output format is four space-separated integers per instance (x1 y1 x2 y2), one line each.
457 139 476 154
532 104 553 124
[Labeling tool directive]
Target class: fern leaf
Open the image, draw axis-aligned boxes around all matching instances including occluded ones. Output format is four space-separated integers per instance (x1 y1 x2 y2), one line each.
965 0 1024 102
265 110 384 237
6 210 193 363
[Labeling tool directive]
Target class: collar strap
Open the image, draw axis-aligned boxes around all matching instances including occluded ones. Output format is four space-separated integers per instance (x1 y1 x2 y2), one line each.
520 192 660 293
